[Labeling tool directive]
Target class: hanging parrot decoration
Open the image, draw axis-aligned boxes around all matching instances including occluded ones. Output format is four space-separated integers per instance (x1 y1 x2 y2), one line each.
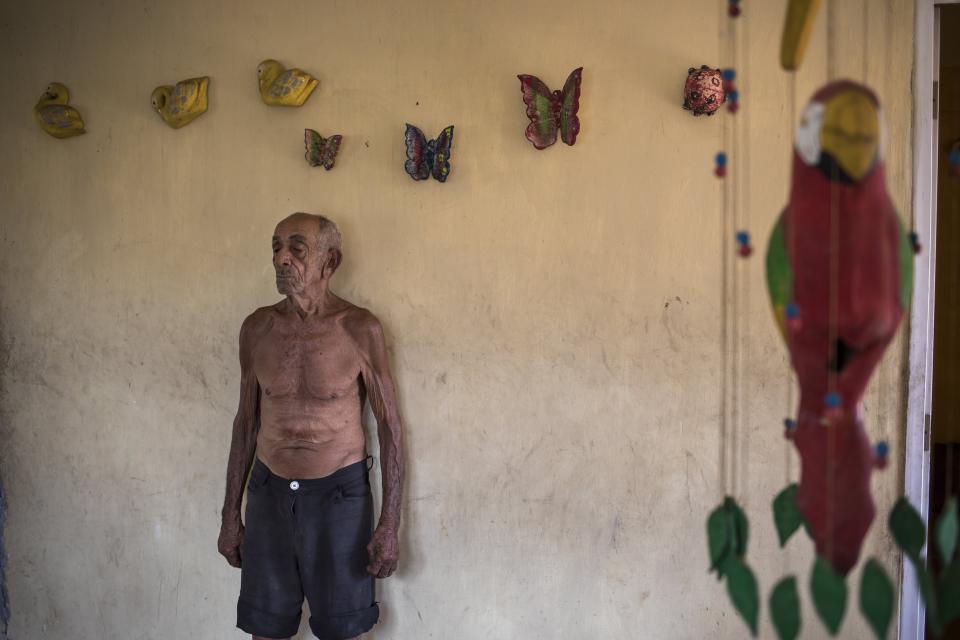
765 80 913 574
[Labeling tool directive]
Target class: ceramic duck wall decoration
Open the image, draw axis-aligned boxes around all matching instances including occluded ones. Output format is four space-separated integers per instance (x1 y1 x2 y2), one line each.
256 59 318 107
151 76 209 129
34 83 85 138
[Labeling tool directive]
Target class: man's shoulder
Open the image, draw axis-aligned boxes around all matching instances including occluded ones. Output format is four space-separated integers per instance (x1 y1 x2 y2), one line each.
340 304 382 332
336 302 384 343
240 304 281 336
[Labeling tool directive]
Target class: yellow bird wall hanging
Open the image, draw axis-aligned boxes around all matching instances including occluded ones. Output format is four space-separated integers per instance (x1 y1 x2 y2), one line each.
34 83 86 138
256 59 318 107
151 76 210 129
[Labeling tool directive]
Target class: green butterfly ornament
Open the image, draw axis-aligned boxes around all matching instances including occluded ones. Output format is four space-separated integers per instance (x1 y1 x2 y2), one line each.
304 129 342 170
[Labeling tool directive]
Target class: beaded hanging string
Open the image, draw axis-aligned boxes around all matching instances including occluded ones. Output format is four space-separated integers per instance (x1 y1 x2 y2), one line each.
785 72 798 486
727 0 744 501
869 0 892 480
862 0 869 85
717 0 731 500
728 9 740 502
731 0 752 505
716 0 748 505
783 63 796 585
865 0 885 477
824 0 840 565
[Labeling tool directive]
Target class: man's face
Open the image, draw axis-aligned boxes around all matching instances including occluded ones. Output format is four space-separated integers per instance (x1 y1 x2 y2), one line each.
272 216 324 295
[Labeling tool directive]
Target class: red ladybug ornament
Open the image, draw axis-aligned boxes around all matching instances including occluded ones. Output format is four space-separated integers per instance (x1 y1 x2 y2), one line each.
683 66 727 117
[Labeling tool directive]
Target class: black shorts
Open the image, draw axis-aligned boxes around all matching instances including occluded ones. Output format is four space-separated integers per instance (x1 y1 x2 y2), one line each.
237 458 379 639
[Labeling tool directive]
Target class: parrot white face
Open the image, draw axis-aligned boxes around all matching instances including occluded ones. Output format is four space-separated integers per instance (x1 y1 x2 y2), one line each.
795 101 826 166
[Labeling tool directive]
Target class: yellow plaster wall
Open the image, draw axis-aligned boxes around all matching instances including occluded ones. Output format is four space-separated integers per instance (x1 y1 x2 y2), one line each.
0 0 917 638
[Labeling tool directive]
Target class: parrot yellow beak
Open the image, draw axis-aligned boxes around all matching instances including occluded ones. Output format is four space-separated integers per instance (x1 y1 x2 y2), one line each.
780 0 824 71
819 88 879 183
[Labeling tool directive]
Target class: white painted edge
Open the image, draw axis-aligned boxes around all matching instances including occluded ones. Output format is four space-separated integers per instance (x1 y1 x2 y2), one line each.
900 1 956 638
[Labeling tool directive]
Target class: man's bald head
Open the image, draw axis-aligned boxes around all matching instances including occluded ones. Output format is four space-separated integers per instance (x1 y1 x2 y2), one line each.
277 212 342 254
272 213 343 294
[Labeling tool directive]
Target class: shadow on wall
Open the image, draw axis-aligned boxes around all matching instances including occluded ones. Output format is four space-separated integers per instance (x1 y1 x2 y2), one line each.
0 475 8 640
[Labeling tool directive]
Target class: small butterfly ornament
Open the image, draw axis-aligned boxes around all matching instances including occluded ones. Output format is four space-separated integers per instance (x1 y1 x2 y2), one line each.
517 67 582 150
304 129 342 170
404 124 454 182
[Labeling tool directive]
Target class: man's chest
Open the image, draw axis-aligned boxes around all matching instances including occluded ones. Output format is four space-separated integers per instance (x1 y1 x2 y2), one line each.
252 323 361 399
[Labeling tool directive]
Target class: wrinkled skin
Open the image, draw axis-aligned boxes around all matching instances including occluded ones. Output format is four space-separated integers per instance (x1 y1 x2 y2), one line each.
218 213 405 639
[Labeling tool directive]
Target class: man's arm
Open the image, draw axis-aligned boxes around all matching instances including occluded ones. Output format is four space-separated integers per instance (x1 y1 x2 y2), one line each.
217 313 263 568
356 313 405 579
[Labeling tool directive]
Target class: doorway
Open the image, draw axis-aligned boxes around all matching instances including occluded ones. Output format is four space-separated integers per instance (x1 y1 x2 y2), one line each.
904 2 960 639
927 4 960 639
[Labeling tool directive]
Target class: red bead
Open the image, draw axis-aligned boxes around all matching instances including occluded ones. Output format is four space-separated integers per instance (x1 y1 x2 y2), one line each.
728 5 741 16
714 166 727 178
728 102 740 114
912 241 922 255
786 317 802 332
737 244 753 257
874 457 889 470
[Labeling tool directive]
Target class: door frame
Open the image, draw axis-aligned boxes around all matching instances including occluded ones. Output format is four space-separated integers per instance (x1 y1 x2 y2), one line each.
901 2 957 638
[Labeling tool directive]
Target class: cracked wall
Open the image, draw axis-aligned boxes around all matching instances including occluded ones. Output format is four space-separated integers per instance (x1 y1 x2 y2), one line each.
0 0 917 638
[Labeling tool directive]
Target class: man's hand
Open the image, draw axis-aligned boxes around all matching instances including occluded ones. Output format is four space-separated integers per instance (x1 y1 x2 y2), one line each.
218 517 244 568
366 524 399 578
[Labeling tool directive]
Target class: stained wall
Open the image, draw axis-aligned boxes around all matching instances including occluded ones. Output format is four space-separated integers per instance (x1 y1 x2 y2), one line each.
0 1 917 638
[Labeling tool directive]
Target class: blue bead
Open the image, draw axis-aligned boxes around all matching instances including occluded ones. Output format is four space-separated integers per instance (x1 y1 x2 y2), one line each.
785 302 800 318
910 231 919 243
730 0 740 4
783 418 796 430
735 230 750 245
728 90 740 102
825 392 842 408
875 441 889 458
715 152 727 166
722 69 736 81
949 149 960 166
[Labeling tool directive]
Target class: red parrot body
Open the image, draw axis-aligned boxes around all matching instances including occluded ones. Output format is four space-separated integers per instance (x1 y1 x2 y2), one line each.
767 81 913 573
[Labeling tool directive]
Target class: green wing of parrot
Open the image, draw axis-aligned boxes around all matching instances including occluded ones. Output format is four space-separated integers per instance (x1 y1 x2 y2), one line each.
765 209 793 340
895 213 914 311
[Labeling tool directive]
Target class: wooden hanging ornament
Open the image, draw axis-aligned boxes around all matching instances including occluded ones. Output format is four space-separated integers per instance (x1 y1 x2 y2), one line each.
765 80 913 574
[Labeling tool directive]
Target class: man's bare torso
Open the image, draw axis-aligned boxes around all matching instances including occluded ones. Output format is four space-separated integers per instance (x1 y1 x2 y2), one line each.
249 297 370 479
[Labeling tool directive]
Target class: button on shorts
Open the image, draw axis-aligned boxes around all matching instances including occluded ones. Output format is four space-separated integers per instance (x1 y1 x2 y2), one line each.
236 458 379 639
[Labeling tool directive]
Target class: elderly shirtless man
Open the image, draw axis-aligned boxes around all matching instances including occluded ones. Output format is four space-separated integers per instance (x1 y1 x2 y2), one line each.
218 213 404 640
